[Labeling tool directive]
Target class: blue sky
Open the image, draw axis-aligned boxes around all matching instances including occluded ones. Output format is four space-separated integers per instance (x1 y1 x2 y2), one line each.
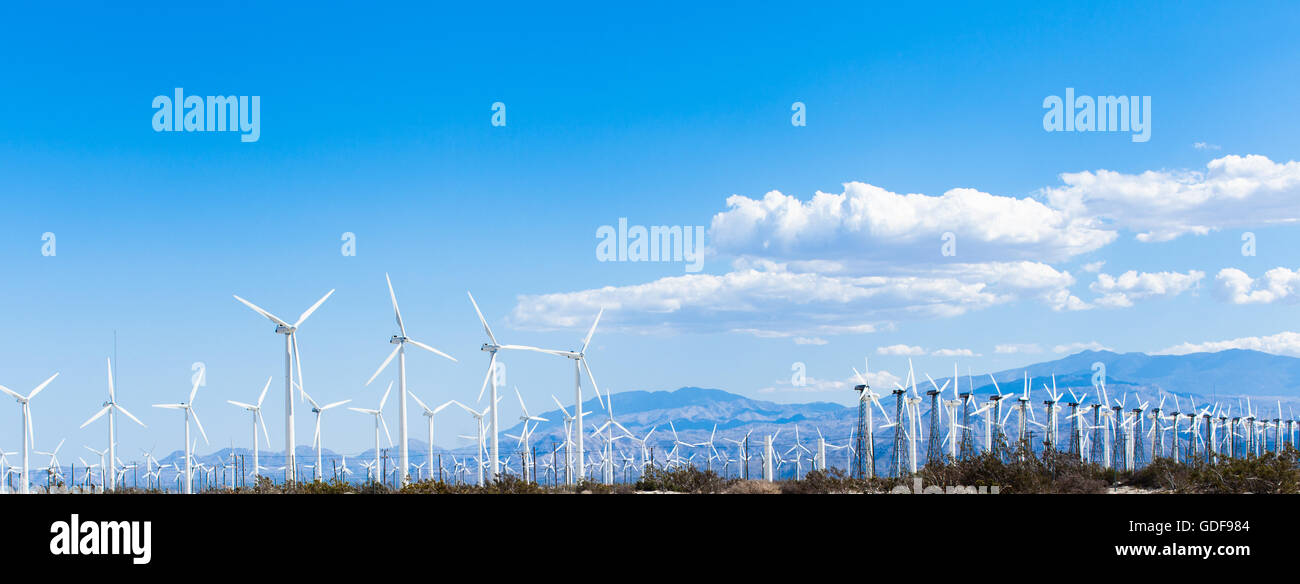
1 1 1299 458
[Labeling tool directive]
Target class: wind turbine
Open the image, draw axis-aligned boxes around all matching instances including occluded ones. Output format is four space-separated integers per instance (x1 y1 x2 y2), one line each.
348 382 394 484
365 274 457 486
227 376 273 484
84 445 108 490
550 394 591 483
466 291 566 481
34 438 66 490
0 372 58 494
452 399 490 486
80 358 146 492
301 388 350 482
232 289 334 482
151 375 209 494
511 386 548 482
410 393 455 482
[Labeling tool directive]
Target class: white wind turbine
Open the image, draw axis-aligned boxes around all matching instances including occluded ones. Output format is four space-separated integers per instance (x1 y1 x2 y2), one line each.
365 274 457 486
0 373 58 494
511 386 548 482
550 394 592 483
410 393 455 481
227 376 273 484
84 445 108 490
466 291 566 482
301 388 350 482
35 438 66 489
452 399 490 486
348 382 394 483
232 289 335 482
80 358 146 492
151 376 209 494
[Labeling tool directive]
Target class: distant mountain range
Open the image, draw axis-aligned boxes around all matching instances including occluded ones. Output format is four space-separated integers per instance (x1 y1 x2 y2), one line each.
145 349 1300 479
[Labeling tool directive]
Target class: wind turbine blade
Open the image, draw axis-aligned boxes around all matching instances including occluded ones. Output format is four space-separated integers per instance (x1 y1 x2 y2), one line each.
188 375 201 405
407 339 457 362
466 291 498 346
477 352 496 402
259 412 272 447
410 392 431 414
80 405 111 429
257 375 272 407
366 344 402 386
379 382 393 412
583 359 605 410
385 273 406 337
233 295 290 327
28 373 58 400
581 307 604 353
294 289 335 327
116 405 146 428
314 415 322 446
380 416 394 447
322 400 351 410
227 400 255 409
551 394 572 418
191 408 210 445
106 357 115 402
499 344 569 356
0 385 21 400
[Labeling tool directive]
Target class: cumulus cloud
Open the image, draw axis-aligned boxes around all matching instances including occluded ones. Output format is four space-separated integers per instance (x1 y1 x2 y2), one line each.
878 344 925 356
1081 260 1105 273
759 369 902 394
709 182 1115 264
995 343 1043 354
510 261 1081 336
1155 331 1300 358
1214 267 1300 304
931 348 978 357
1089 269 1205 308
1042 154 1300 242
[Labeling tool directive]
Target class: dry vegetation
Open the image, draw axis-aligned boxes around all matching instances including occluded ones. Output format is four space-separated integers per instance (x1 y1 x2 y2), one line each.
88 445 1300 494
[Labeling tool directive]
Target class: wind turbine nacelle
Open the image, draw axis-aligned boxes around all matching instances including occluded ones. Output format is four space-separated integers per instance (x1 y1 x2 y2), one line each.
390 335 405 344
275 324 296 334
480 343 495 352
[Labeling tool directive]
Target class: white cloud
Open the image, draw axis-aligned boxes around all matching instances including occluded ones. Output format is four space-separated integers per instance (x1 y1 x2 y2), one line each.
793 337 827 345
1214 267 1300 304
878 344 925 356
1081 260 1105 273
995 343 1043 354
931 348 978 357
759 369 902 394
510 261 1081 336
1193 142 1221 151
1042 154 1300 242
1089 269 1205 308
709 182 1115 264
1155 331 1300 358
1052 341 1112 354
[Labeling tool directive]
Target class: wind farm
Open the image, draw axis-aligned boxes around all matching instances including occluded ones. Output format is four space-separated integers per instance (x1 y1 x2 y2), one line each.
4 276 1299 495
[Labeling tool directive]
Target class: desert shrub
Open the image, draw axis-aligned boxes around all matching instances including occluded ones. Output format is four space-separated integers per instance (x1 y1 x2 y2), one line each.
723 480 782 494
916 442 1109 494
634 465 731 493
1127 448 1299 493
